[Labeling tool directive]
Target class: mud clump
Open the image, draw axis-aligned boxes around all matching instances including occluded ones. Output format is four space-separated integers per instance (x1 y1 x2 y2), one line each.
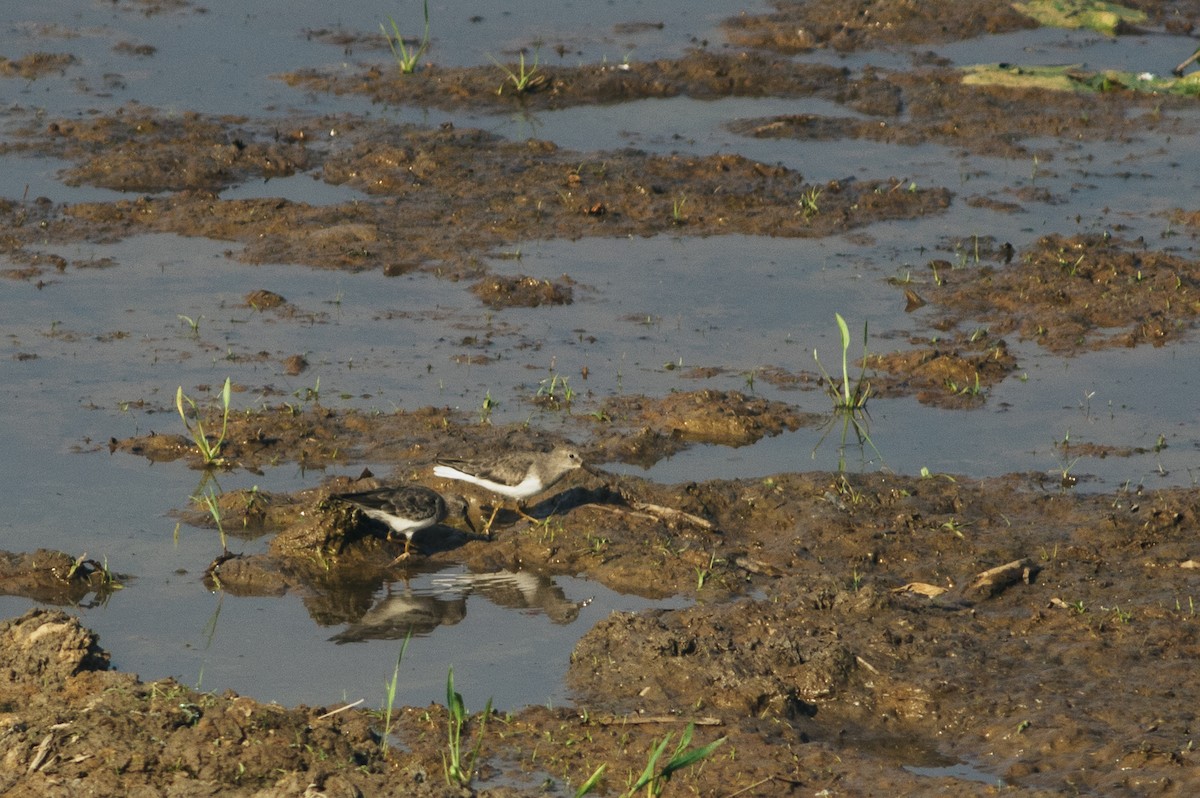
283 50 856 112
0 52 77 78
471 274 574 308
731 67 1172 159
595 389 820 463
0 113 951 282
868 330 1018 408
929 233 1200 353
0 608 110 688
0 549 125 606
10 471 1200 794
722 0 1036 52
46 109 309 193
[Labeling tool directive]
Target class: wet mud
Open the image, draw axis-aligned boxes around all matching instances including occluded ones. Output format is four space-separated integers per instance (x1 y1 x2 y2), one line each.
7 465 1200 795
5 0 1200 794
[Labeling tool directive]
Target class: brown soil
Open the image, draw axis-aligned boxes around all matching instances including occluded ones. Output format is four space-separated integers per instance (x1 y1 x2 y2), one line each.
6 0 1200 795
7 463 1200 795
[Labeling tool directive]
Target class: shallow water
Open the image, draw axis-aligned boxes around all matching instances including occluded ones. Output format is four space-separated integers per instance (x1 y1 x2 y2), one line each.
2 0 1199 713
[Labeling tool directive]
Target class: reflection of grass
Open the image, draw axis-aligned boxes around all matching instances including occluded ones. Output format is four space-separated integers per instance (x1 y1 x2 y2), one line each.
380 0 430 74
176 377 231 466
198 487 228 554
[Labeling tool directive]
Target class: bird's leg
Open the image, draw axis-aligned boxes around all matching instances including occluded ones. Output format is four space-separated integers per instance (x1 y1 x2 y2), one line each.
385 533 414 565
482 503 502 538
513 500 541 524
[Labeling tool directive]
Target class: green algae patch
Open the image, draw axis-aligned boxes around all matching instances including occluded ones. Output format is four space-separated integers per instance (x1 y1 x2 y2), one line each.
962 63 1200 96
1012 0 1145 34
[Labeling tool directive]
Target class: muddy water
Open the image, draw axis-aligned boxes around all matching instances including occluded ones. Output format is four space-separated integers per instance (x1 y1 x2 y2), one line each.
4 0 1200 794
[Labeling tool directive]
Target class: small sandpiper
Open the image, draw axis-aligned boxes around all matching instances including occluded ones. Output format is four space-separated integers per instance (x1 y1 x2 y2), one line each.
433 445 584 534
332 484 468 561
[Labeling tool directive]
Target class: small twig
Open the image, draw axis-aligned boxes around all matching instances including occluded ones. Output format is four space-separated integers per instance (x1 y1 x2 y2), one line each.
600 485 719 531
28 732 55 773
587 503 658 523
1173 46 1200 77
316 699 364 720
204 550 242 585
725 776 791 798
626 499 718 531
962 557 1038 601
854 655 880 675
596 715 723 727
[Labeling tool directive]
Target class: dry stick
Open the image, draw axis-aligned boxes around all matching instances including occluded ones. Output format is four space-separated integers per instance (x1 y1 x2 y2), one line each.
594 485 719 531
725 776 793 798
1174 46 1200 77
962 557 1037 602
596 715 722 727
316 699 365 720
627 498 718 531
27 733 55 774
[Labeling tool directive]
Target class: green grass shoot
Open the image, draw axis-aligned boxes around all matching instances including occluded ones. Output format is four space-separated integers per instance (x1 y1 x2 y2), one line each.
443 667 493 786
626 722 726 797
812 314 884 470
380 630 413 755
381 0 430 74
175 377 232 466
490 49 542 94
574 763 607 797
814 313 870 411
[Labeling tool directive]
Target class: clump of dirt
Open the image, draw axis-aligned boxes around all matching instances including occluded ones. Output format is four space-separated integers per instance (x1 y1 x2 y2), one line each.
867 329 1018 408
281 50 855 112
0 549 126 606
730 67 1182 159
0 608 110 687
0 111 950 281
108 404 459 471
0 609 407 798
43 108 309 193
471 274 574 308
109 388 816 475
927 233 1200 353
722 0 1036 52
242 288 287 310
8 468 1200 795
592 389 822 465
0 52 77 78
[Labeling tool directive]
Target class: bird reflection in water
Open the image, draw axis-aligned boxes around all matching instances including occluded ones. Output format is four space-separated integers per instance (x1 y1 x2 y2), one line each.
329 569 586 643
330 585 467 644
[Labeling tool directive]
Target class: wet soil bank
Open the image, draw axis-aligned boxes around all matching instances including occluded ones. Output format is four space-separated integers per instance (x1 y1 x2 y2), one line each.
6 459 1200 795
5 0 1200 795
